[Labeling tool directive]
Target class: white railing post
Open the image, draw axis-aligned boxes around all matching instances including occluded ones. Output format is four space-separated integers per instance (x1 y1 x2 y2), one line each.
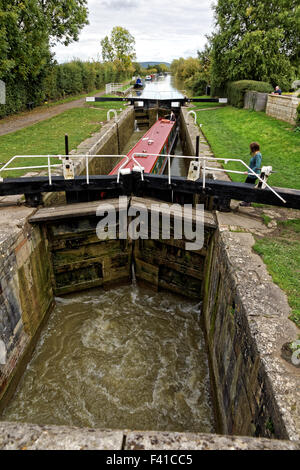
48 155 52 185
86 155 89 184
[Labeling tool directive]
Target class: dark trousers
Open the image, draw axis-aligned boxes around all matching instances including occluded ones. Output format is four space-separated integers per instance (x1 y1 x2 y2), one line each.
245 176 257 185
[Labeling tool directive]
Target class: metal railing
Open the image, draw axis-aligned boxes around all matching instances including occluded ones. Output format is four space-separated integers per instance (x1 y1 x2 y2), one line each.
0 154 129 186
0 153 286 204
105 83 123 94
131 153 286 204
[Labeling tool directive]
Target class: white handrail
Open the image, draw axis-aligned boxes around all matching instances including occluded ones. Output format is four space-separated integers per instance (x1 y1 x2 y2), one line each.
0 154 128 185
0 153 287 204
131 155 145 181
117 156 130 183
132 153 286 204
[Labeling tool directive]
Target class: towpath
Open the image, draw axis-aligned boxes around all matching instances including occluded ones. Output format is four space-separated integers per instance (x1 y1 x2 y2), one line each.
0 90 106 137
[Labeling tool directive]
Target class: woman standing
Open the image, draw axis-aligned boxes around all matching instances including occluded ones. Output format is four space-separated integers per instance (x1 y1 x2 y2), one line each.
240 142 262 207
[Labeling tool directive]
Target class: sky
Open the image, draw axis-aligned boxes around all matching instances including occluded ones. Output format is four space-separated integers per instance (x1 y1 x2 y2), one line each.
52 0 215 64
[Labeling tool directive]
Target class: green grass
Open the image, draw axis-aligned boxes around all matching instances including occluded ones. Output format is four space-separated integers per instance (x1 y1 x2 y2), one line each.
42 88 105 107
86 100 127 110
38 80 130 108
261 214 272 226
0 105 123 178
278 218 300 233
196 106 300 189
84 93 128 110
119 82 131 92
253 232 300 327
190 95 225 110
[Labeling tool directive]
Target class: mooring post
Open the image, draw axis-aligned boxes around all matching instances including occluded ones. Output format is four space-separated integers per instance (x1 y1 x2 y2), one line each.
65 134 69 156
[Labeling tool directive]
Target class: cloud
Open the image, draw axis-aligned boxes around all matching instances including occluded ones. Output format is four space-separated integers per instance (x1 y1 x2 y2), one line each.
52 0 215 63
99 0 138 9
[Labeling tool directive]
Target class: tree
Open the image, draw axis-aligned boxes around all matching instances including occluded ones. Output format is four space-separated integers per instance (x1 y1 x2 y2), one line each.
0 0 89 113
101 26 136 72
39 0 89 46
154 63 169 74
170 54 211 96
209 0 299 91
132 62 143 76
0 0 89 77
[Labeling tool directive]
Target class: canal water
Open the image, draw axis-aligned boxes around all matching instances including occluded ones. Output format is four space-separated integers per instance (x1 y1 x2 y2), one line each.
131 74 184 100
2 284 215 433
126 74 187 178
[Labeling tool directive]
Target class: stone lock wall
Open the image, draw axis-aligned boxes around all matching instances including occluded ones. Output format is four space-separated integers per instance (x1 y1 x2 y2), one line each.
0 209 54 410
266 94 300 125
203 229 300 440
70 106 135 176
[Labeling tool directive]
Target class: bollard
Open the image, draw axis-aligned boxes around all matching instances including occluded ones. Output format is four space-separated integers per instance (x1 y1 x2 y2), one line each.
65 134 69 156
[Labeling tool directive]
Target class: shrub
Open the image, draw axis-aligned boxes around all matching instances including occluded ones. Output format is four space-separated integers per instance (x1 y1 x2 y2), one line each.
185 72 208 96
0 60 130 118
226 80 273 108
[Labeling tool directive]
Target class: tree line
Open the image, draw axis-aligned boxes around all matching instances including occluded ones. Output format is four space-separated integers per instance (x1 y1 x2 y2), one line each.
0 3 136 118
171 0 300 96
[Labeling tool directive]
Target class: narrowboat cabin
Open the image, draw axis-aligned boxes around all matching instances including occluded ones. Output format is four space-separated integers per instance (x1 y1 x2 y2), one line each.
110 118 177 176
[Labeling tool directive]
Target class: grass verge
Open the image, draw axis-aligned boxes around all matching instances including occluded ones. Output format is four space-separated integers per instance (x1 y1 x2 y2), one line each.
0 105 124 178
253 219 300 327
190 95 225 110
196 106 300 189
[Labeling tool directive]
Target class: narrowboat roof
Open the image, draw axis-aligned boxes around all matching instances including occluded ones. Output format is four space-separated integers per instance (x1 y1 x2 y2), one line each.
110 118 175 175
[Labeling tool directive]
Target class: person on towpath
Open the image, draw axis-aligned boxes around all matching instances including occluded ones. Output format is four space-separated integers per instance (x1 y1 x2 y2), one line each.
239 142 262 207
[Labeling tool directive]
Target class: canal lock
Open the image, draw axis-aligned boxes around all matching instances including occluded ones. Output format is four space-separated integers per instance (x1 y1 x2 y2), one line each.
0 102 298 443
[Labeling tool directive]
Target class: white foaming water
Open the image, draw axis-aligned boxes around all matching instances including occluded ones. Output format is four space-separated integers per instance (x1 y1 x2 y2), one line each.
2 285 215 433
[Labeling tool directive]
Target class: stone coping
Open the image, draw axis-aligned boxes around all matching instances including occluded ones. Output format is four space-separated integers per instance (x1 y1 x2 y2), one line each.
268 94 300 101
0 422 299 450
215 222 300 441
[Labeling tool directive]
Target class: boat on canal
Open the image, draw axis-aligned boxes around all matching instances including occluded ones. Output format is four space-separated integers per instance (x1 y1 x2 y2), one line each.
133 77 144 89
110 117 178 176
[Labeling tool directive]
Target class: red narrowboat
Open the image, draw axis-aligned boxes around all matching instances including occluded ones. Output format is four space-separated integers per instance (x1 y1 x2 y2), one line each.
110 118 177 176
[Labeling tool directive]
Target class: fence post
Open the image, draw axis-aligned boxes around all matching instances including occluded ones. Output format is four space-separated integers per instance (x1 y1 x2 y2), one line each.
65 134 69 156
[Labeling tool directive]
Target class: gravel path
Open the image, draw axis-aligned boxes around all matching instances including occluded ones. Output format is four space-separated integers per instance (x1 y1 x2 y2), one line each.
0 91 106 137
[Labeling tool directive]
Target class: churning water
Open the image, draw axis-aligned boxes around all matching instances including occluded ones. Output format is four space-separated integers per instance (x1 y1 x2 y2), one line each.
2 284 215 433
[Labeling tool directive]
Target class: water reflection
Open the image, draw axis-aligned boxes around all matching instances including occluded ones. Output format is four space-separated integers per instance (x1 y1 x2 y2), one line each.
131 75 184 100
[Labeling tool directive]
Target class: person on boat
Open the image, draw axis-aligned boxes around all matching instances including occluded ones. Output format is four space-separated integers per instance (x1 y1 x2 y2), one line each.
136 76 142 85
240 142 262 207
169 111 176 121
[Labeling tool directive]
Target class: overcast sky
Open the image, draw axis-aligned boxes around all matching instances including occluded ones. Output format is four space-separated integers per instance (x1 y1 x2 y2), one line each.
52 0 215 64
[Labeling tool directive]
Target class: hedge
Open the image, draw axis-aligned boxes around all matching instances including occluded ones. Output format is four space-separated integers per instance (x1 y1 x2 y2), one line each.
226 80 273 108
297 103 300 127
0 61 129 119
